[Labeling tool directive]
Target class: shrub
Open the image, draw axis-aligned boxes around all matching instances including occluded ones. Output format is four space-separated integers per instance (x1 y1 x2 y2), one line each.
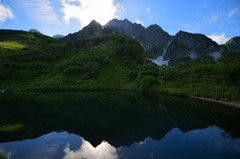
63 66 82 74
138 75 157 89
63 62 100 79
138 60 159 77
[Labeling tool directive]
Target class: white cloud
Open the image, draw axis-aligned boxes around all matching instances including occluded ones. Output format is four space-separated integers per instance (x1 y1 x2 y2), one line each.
18 0 59 25
147 8 150 14
134 18 144 26
179 13 220 33
60 0 123 28
208 14 219 23
228 7 240 18
146 8 153 20
0 4 14 23
63 138 118 159
208 32 230 44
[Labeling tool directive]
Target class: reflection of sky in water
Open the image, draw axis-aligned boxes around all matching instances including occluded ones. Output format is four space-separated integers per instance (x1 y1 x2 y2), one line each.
0 132 81 159
118 128 240 159
0 127 240 159
64 139 118 159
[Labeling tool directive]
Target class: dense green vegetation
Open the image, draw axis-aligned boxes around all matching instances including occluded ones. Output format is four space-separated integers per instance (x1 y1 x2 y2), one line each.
0 30 239 100
157 52 240 100
0 30 149 90
0 154 6 159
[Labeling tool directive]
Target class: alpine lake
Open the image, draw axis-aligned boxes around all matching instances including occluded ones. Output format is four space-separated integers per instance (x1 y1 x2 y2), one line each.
0 91 240 159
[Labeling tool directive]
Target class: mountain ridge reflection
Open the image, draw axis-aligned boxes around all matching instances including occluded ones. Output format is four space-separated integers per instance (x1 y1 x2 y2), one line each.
0 91 240 148
2 127 239 159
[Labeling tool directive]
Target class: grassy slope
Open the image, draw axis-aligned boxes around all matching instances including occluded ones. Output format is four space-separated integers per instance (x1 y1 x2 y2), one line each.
0 30 239 100
0 30 149 90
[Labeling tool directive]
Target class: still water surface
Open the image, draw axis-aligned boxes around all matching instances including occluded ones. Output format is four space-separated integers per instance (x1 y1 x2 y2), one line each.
0 91 240 159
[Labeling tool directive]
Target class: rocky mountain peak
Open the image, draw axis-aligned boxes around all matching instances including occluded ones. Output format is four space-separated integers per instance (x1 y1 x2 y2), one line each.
29 29 41 33
104 18 145 37
104 19 171 56
175 30 187 35
80 20 103 37
89 19 101 25
62 20 103 41
86 20 102 30
225 36 240 52
63 19 172 57
61 18 239 66
146 24 163 31
163 31 220 66
105 19 132 27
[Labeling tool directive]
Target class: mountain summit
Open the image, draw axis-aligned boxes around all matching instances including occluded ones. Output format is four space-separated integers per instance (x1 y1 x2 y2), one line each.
163 30 220 66
63 19 172 57
225 36 240 51
64 20 103 41
104 19 172 57
62 19 239 66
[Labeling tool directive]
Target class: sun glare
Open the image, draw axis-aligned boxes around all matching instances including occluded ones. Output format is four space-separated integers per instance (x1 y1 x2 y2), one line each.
61 0 122 28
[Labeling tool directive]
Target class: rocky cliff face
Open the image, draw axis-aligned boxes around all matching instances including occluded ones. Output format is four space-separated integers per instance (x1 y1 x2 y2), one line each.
63 20 103 41
225 36 240 52
62 19 239 66
104 19 172 57
143 25 173 56
104 19 145 37
164 31 220 66
63 19 172 57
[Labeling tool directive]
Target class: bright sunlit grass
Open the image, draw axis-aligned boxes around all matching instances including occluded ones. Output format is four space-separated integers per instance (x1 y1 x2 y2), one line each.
0 41 26 50
0 124 25 132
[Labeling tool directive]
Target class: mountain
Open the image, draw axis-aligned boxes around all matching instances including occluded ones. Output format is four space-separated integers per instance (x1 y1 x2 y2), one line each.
105 19 173 56
63 19 239 66
143 24 172 56
0 29 153 91
0 21 240 100
163 31 220 66
104 19 229 66
105 19 172 57
62 19 172 57
104 19 144 36
225 36 240 52
53 34 65 39
29 29 41 33
63 20 103 41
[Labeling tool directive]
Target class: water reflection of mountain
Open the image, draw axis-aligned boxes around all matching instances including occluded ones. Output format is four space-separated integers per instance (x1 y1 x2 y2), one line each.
0 91 240 147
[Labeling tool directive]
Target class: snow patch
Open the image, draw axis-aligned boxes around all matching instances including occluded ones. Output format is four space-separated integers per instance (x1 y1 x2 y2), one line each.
152 39 173 66
152 56 169 65
211 51 223 60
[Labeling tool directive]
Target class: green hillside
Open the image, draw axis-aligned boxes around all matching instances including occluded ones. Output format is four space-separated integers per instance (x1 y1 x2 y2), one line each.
0 30 153 90
0 30 239 100
157 52 240 100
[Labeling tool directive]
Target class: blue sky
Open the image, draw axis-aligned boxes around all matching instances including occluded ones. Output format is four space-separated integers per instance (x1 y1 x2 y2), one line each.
0 0 239 44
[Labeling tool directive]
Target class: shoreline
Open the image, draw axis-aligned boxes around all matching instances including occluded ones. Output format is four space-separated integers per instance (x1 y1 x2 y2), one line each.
1 88 240 109
190 96 240 109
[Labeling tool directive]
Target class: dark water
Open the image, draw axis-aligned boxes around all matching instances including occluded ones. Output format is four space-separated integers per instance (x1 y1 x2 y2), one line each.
0 91 240 159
